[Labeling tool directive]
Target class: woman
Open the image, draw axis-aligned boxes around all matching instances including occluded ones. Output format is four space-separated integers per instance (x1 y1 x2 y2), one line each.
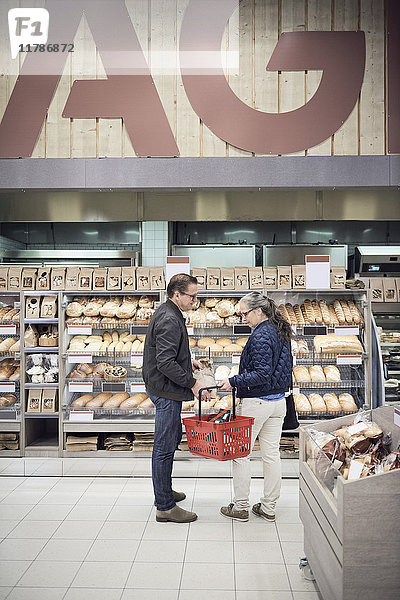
220 291 292 522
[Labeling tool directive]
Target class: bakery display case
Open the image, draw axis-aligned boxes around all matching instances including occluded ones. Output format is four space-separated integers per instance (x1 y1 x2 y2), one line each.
299 406 400 600
373 307 400 404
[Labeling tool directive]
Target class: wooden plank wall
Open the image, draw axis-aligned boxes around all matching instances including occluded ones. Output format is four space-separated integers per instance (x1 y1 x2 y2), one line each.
0 0 388 158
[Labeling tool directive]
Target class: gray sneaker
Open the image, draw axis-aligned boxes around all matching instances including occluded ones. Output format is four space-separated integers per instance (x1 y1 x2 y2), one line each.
220 503 249 522
252 503 275 522
156 505 197 523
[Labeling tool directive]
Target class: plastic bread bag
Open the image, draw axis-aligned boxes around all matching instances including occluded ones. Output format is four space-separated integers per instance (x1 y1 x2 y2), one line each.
381 452 400 472
24 324 39 348
44 367 58 383
370 433 392 464
305 428 335 461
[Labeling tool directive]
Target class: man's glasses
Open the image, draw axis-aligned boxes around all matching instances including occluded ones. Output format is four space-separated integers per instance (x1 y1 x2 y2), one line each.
180 291 198 301
240 308 254 318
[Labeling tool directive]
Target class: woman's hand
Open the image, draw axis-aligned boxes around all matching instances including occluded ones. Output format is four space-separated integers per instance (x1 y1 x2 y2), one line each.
219 379 233 392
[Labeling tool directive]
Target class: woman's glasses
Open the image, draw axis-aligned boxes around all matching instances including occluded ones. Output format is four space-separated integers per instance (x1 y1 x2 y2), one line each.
240 308 254 318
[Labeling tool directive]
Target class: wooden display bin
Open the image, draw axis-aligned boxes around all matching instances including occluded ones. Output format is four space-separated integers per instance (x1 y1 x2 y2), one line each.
299 406 400 600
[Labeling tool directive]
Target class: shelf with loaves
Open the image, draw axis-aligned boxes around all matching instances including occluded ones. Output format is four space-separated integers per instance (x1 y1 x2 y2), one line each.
0 305 20 324
69 391 154 413
66 331 146 355
65 294 156 326
294 391 360 418
292 364 364 389
189 335 248 356
186 297 243 327
279 298 364 328
0 336 20 354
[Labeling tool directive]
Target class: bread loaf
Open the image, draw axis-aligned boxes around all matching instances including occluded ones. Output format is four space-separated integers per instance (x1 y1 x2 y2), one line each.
319 300 331 325
197 337 215 349
120 393 148 409
285 304 297 325
215 337 232 348
333 300 346 324
311 301 323 324
0 338 16 351
347 300 362 324
293 366 311 383
85 392 113 408
297 339 309 356
294 393 312 411
328 305 339 325
235 337 249 348
308 393 326 412
71 394 93 408
323 393 341 411
138 397 154 410
323 365 341 382
278 304 290 323
224 343 243 352
313 334 363 354
340 300 353 324
309 365 326 383
338 393 358 412
293 304 305 325
66 302 84 317
102 392 130 408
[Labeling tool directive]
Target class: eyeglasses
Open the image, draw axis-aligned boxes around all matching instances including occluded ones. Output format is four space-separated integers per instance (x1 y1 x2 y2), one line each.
180 291 198 301
240 308 254 318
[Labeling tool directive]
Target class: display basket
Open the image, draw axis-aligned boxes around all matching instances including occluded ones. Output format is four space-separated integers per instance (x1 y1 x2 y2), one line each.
182 387 254 461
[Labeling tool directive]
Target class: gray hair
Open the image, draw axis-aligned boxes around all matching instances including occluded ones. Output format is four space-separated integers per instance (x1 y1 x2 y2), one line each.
240 291 292 341
240 291 270 313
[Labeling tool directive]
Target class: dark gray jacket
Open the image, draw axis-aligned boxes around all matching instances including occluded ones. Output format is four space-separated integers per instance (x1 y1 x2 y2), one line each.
142 299 196 402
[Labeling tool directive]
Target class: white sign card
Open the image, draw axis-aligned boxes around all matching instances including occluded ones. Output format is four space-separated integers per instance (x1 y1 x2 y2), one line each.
69 410 94 422
165 256 190 284
305 255 330 290
68 382 93 393
68 353 93 364
131 382 146 394
68 325 92 336
334 326 360 336
0 324 17 335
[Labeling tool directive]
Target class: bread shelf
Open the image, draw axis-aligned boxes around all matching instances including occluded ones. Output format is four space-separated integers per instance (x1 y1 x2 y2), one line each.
25 413 59 419
24 347 59 353
25 383 59 389
25 318 59 324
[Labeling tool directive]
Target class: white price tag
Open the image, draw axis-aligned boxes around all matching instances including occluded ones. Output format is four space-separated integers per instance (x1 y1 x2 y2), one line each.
14 301 21 309
232 354 241 365
69 410 94 422
130 382 146 394
334 326 359 336
68 382 93 393
68 353 93 364
186 325 194 335
292 356 297 366
347 422 368 436
348 459 364 480
394 407 400 428
0 382 16 393
130 353 143 368
336 354 362 365
0 324 17 335
68 325 92 336
292 386 300 396
291 325 297 334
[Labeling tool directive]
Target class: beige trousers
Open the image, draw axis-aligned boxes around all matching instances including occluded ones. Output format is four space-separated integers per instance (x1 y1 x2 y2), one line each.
232 396 286 515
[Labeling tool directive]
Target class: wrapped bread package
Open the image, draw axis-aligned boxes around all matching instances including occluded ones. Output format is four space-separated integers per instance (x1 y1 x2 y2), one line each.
150 267 165 290
79 268 93 291
40 296 57 318
93 268 107 291
0 267 8 290
234 267 248 290
263 267 277 289
122 267 136 291
22 268 37 290
107 267 122 291
50 267 65 291
136 267 150 290
207 268 221 290
220 268 235 290
249 267 263 289
277 266 291 289
313 334 364 354
36 269 50 291
370 278 384 302
8 267 22 291
192 268 206 289
383 278 397 302
292 265 306 289
65 267 80 291
330 266 346 289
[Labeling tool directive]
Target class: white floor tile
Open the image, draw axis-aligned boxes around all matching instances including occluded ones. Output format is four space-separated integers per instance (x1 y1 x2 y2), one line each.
233 522 279 542
107 505 152 522
65 505 112 521
17 477 59 490
179 591 235 600
276 507 301 524
136 539 186 563
24 504 73 521
0 560 31 586
6 588 67 600
235 563 291 591
292 593 322 600
39 492 84 505
16 561 81 588
187 522 233 541
185 540 233 563
71 561 131 588
277 523 304 542
0 538 47 561
121 590 177 600
1 492 47 505
115 492 154 506
64 589 123 600
52 520 103 540
234 541 284 564
36 539 93 561
86 538 140 562
142 521 189 541
236 592 292 600
281 541 306 565
0 505 34 521
78 492 119 506
98 521 146 540
126 562 182 589
0 520 18 538
286 565 320 593
191 507 232 524
7 520 61 539
180 562 234 590
0 588 12 600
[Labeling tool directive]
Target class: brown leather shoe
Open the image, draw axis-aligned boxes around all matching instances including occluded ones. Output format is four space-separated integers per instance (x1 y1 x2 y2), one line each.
252 502 275 522
154 490 186 506
156 505 198 523
220 503 249 521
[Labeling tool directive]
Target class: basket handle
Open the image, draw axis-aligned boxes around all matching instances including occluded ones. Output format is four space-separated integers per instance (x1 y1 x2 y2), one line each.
198 385 236 421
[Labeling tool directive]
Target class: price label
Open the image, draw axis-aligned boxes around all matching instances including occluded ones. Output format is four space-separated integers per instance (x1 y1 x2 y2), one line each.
348 459 364 480
334 325 360 336
347 422 368 436
68 382 93 393
14 301 21 309
186 325 194 336
0 382 16 393
130 382 146 394
303 326 327 336
233 324 251 335
68 353 93 364
102 382 126 393
292 386 300 396
291 325 297 335
131 353 143 368
67 325 92 336
0 410 17 420
336 354 362 365
130 325 148 334
69 409 94 422
0 324 17 335
292 356 297 366
232 354 241 365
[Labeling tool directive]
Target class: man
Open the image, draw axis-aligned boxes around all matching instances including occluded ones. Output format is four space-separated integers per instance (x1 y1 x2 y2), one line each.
143 273 210 523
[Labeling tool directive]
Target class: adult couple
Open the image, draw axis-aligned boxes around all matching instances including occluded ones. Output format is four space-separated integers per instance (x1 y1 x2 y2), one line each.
143 273 293 523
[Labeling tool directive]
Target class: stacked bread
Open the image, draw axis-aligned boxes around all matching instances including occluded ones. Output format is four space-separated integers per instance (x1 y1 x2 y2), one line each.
0 306 20 323
0 337 20 352
313 334 364 354
0 358 20 381
193 336 247 353
186 298 242 326
293 365 341 383
66 295 155 324
279 299 363 326
294 392 357 413
291 339 309 356
67 331 145 353
0 393 18 408
70 391 153 410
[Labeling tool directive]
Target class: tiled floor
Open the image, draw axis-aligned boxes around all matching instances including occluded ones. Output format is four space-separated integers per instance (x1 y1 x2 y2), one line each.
0 458 321 600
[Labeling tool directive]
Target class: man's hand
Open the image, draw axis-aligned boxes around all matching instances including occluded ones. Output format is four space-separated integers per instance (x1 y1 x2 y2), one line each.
192 359 202 371
219 379 233 392
191 380 211 401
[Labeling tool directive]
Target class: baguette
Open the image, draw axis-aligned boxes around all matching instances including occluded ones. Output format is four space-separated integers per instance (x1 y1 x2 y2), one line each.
311 301 323 324
71 394 93 408
85 392 113 408
120 393 148 409
102 392 130 408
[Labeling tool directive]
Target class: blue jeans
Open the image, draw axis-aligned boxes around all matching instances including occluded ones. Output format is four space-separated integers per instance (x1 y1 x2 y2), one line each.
149 394 182 511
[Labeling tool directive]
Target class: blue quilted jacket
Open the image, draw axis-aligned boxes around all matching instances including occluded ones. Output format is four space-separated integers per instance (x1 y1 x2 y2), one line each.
229 320 292 398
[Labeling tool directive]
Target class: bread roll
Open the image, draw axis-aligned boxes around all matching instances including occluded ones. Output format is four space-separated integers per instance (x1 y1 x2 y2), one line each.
102 392 130 408
120 393 148 409
235 337 249 348
308 393 326 412
338 393 358 412
297 339 309 356
197 337 215 349
85 392 113 408
293 366 311 383
293 304 305 326
215 337 232 348
319 300 331 325
309 365 326 383
294 393 312 411
224 343 243 352
323 393 341 411
208 343 224 351
71 394 93 408
324 365 341 382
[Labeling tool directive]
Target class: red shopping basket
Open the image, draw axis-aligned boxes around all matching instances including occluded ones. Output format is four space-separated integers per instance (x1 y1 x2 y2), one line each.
182 387 254 461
